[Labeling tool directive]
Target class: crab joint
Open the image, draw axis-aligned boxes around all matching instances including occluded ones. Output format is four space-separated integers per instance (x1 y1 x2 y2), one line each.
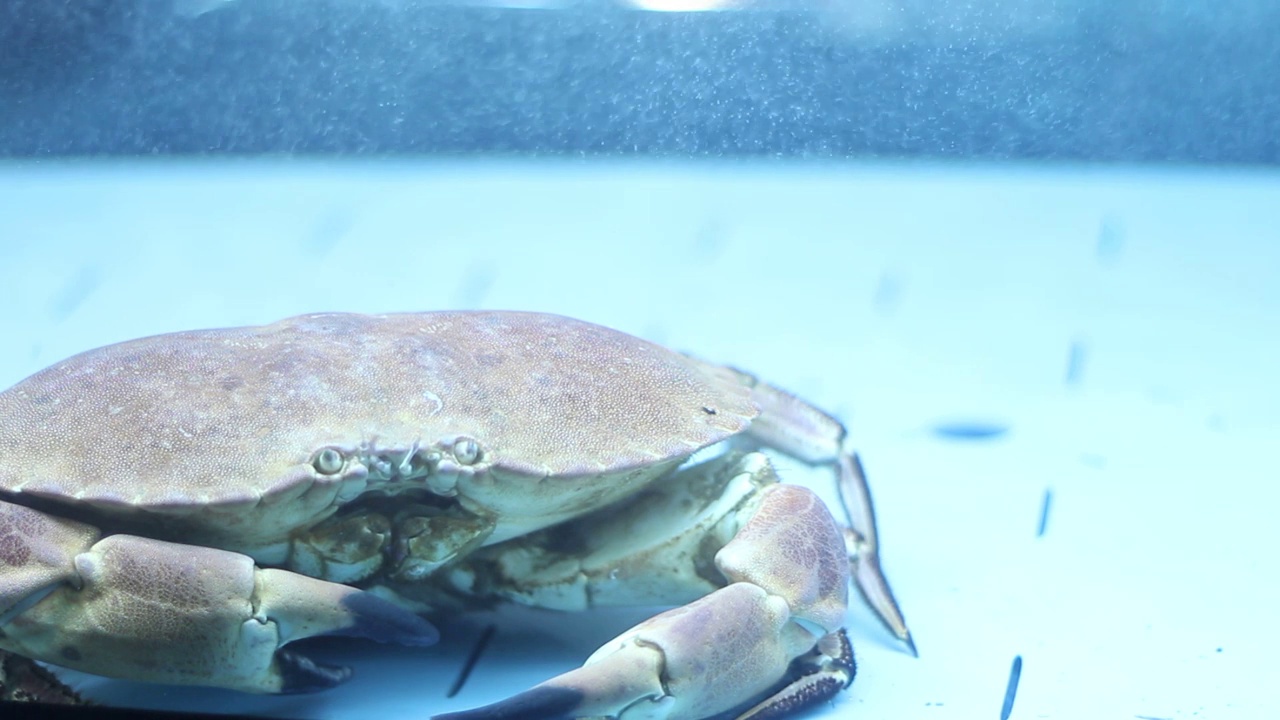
1 533 438 694
391 506 495 581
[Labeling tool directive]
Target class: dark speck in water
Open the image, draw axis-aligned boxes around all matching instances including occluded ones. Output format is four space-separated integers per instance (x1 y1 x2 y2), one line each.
872 272 904 315
447 623 496 698
1036 488 1053 537
1065 339 1087 386
931 420 1009 441
1000 655 1022 720
304 210 353 256
1097 216 1124 263
48 264 102 322
694 219 726 259
452 262 497 308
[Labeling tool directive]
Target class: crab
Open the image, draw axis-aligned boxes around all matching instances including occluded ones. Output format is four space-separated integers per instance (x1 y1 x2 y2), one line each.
0 311 913 719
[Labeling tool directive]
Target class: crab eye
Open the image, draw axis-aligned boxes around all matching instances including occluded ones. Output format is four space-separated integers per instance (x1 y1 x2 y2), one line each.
452 437 480 465
312 448 345 475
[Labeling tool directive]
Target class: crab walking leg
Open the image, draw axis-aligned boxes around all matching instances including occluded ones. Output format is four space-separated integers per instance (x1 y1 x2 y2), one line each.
715 363 915 655
446 450 777 612
0 500 438 694
836 453 916 655
0 648 87 703
437 453 854 720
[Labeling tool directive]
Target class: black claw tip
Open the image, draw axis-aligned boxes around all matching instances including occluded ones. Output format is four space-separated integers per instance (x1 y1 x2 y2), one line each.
338 592 440 646
277 650 354 694
748 675 848 720
433 686 584 720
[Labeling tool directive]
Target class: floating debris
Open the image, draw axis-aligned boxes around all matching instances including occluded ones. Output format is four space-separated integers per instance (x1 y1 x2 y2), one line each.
1000 655 1022 720
1097 216 1124 263
304 210 353 256
694 219 726 260
872 271 904 315
48 264 102 322
931 420 1009 441
452 263 497 309
1036 489 1053 538
1064 339 1087 386
447 624 497 698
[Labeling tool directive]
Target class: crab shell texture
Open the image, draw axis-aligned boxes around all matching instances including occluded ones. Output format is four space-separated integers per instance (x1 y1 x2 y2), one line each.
0 312 760 559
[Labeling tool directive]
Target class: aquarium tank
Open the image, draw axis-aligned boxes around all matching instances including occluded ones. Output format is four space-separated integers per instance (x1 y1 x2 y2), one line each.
0 1 1275 720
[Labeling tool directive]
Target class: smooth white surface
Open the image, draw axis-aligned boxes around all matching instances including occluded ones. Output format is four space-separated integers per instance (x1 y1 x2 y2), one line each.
0 159 1276 719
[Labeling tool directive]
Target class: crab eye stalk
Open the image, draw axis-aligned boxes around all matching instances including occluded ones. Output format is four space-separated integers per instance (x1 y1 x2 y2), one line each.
452 437 481 465
312 448 345 475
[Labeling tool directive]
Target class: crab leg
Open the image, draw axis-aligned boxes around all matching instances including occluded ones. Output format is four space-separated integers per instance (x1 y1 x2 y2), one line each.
437 452 854 720
720 365 915 656
0 648 86 704
0 499 438 694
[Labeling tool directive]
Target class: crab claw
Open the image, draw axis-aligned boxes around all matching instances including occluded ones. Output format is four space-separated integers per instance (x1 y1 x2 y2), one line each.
0 530 437 694
716 365 915 657
437 583 812 720
438 482 853 720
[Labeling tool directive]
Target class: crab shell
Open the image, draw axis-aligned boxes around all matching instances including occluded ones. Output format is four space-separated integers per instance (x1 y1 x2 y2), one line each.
0 312 759 562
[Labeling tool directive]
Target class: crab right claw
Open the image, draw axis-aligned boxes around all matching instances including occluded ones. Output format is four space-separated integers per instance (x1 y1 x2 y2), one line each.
437 482 853 720
0 500 438 694
438 583 848 720
723 365 915 655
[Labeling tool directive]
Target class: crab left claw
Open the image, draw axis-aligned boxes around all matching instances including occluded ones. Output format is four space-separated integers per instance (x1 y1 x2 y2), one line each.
436 483 853 720
0 501 439 694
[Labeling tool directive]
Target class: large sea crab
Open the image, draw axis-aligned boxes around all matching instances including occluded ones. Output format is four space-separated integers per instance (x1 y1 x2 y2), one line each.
0 311 912 719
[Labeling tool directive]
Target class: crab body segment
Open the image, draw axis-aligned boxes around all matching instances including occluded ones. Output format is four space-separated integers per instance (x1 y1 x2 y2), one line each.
0 311 911 719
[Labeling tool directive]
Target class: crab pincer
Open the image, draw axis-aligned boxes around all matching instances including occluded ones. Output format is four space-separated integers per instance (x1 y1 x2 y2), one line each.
0 502 436 693
436 482 855 720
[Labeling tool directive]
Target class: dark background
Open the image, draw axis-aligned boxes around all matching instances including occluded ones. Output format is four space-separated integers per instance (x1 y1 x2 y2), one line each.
1 0 1277 163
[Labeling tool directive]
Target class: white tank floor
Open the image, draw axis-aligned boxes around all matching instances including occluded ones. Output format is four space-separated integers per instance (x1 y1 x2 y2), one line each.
0 159 1275 720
